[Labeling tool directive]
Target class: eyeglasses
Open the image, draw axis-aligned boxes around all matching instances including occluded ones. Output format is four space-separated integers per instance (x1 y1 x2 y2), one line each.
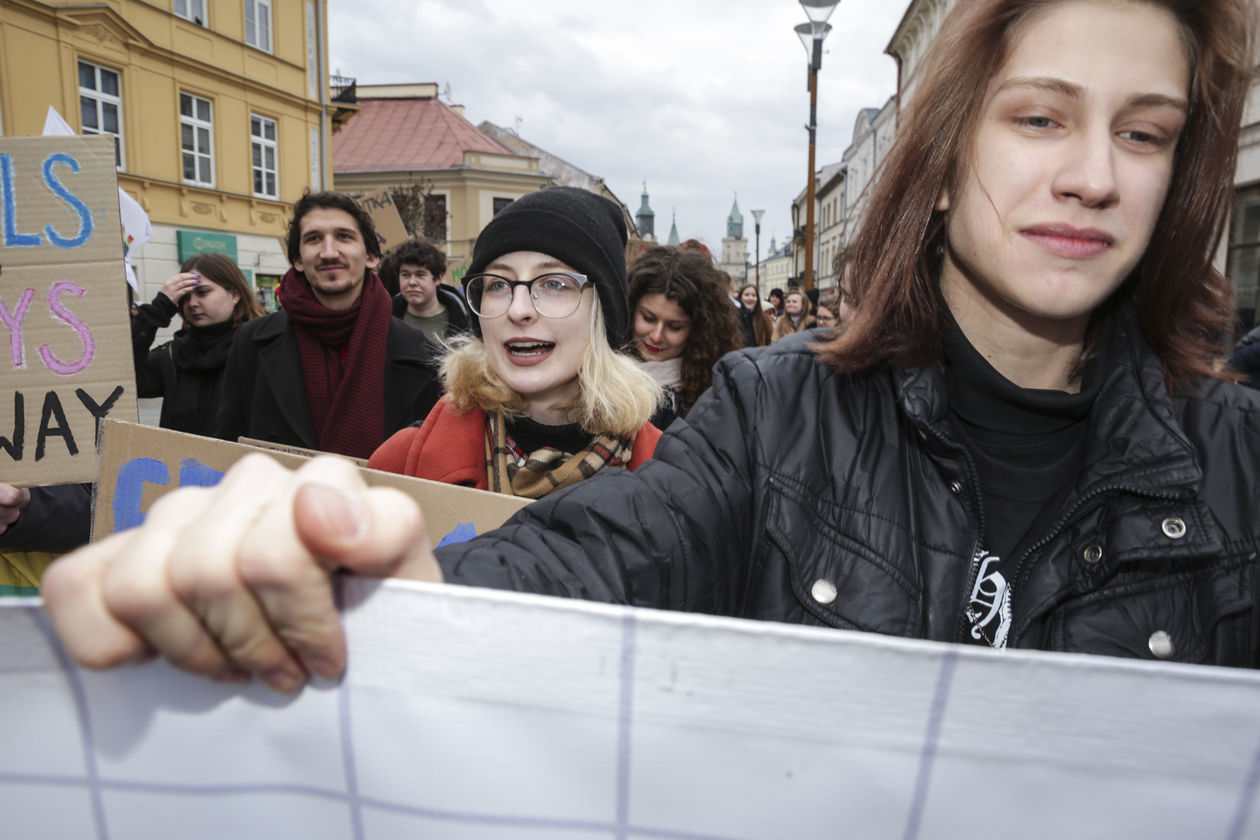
463 272 592 319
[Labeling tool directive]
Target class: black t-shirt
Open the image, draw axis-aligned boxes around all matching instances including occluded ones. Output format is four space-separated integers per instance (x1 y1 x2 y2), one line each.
941 313 1100 648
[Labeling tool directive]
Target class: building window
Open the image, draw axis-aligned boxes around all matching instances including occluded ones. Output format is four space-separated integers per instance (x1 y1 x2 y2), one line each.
79 61 124 169
180 92 214 187
1229 183 1260 331
492 197 513 216
174 0 206 25
245 0 273 52
425 194 448 242
250 114 278 198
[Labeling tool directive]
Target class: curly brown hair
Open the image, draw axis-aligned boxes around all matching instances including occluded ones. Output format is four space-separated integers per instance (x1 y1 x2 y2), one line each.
628 246 743 410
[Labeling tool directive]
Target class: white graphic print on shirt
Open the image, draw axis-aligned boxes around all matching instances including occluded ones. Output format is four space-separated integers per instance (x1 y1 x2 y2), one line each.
967 550 1011 649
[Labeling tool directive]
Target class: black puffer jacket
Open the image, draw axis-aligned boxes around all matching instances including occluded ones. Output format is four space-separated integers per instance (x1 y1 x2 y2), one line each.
437 306 1260 668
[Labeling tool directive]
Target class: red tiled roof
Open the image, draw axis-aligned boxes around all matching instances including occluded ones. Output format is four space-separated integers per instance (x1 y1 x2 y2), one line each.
332 97 513 173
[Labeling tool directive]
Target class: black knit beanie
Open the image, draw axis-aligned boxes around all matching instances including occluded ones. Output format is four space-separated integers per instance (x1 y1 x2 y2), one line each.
464 187 629 346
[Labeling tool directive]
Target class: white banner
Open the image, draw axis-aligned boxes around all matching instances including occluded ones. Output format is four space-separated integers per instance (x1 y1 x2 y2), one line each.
3 579 1260 839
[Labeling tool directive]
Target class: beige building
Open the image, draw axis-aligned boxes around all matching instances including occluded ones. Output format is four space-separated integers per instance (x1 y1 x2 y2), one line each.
330 83 551 281
0 0 345 313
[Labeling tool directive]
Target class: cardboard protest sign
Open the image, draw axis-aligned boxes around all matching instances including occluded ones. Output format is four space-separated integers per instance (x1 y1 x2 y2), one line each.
92 420 528 544
0 135 136 486
358 188 409 252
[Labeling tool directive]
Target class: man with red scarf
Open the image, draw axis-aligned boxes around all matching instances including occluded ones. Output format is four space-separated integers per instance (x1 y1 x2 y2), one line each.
216 191 442 459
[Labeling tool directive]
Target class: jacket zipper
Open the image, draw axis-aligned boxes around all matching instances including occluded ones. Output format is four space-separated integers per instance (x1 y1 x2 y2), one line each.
915 420 989 644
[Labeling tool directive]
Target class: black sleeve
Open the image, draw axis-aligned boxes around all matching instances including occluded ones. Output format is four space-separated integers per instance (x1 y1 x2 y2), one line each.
214 324 251 443
131 293 179 398
434 350 766 614
0 483 93 553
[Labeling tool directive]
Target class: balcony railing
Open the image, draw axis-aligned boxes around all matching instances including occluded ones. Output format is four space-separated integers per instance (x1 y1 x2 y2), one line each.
330 76 357 104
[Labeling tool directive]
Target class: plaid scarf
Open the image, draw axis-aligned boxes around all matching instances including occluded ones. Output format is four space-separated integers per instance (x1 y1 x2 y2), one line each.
484 412 632 499
278 267 390 458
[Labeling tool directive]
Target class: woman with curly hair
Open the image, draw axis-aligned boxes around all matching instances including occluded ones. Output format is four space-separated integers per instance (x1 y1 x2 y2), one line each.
738 283 773 346
628 245 744 429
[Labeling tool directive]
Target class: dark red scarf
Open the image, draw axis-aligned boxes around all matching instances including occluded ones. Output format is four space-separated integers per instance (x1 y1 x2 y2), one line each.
277 267 390 458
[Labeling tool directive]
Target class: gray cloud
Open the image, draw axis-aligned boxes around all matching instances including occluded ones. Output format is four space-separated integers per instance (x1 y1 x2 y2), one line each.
330 0 906 258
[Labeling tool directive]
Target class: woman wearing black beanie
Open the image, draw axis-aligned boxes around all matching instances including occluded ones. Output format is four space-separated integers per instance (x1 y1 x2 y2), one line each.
368 187 662 498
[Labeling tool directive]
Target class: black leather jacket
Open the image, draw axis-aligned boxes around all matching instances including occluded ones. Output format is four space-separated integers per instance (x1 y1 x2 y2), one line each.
437 308 1260 668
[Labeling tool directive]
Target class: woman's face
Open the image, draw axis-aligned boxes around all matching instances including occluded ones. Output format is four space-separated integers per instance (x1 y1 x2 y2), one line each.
740 287 760 310
182 276 240 326
633 293 691 362
938 0 1188 344
478 251 595 424
815 305 837 328
785 293 804 316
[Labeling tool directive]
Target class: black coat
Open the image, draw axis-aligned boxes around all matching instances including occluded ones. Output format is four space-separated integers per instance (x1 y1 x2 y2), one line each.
215 311 442 451
131 293 232 436
436 306 1260 668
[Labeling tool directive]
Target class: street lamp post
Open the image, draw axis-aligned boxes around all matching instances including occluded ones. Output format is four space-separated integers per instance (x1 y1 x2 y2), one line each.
751 209 765 295
795 0 839 292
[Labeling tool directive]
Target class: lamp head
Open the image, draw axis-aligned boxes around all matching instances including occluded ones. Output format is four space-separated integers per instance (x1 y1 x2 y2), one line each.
800 0 840 24
795 21 832 61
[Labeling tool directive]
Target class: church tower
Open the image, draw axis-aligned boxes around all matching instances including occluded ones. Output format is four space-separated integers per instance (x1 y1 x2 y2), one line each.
636 183 655 240
720 194 748 283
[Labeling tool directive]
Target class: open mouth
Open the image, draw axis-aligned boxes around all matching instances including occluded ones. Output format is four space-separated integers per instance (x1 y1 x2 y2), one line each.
505 340 555 357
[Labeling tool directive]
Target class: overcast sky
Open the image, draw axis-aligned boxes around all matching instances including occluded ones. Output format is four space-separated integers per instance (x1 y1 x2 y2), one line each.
328 0 909 262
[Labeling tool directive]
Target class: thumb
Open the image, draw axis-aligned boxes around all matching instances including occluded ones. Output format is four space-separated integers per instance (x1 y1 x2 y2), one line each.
293 483 443 583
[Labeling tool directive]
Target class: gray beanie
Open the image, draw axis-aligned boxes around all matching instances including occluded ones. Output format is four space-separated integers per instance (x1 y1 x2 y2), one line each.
464 187 629 346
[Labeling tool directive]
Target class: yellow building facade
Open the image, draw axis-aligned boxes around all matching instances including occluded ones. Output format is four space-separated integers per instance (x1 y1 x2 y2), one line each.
0 0 346 312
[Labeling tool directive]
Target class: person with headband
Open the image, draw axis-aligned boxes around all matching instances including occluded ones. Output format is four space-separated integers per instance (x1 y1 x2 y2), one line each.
368 187 661 498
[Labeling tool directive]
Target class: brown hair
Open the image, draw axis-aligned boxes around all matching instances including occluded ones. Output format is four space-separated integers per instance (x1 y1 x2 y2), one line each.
815 0 1256 390
179 252 263 326
628 246 744 410
772 289 815 343
284 190 381 264
738 283 773 345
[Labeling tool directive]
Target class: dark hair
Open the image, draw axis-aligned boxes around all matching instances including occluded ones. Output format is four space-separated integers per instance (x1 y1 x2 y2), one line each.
284 191 381 264
628 246 743 410
816 0 1256 391
738 283 773 346
769 288 784 302
379 238 447 297
179 252 263 326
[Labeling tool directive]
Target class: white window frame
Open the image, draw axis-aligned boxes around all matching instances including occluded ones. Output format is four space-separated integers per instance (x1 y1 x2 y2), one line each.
78 60 125 170
245 0 273 53
173 0 207 25
179 92 215 188
251 114 278 199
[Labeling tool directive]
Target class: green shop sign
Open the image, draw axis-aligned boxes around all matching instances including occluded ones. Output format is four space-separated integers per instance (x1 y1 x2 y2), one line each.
177 230 238 262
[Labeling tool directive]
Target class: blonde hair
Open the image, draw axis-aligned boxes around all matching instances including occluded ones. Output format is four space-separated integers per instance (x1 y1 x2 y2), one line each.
442 297 661 438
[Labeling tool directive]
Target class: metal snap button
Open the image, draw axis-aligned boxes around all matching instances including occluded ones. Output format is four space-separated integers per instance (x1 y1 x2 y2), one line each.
1082 544 1103 565
810 579 838 605
948 480 963 495
1148 630 1175 659
1161 517 1187 540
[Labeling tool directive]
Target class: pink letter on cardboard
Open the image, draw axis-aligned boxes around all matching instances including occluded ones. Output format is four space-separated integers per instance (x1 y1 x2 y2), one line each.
38 280 94 375
0 288 34 370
